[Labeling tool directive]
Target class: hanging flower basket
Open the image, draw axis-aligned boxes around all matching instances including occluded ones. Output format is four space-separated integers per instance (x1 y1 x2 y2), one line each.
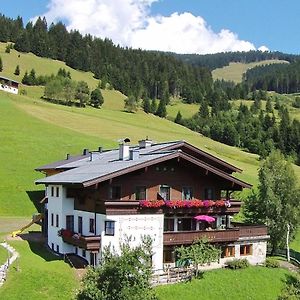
139 200 165 208
215 200 226 207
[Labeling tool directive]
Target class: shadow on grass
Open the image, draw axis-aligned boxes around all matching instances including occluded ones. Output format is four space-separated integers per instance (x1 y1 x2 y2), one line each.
26 190 45 213
22 231 62 262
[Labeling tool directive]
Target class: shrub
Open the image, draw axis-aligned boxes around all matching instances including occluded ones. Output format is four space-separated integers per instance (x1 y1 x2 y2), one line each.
226 258 250 269
265 257 279 268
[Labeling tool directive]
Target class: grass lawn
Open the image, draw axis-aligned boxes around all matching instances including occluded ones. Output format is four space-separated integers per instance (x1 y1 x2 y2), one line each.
212 60 289 83
290 230 300 252
0 92 114 216
0 240 78 300
0 244 9 266
156 266 290 300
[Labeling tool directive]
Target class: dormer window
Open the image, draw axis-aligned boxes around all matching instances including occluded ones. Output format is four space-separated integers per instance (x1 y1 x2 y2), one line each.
159 185 170 201
135 186 146 200
182 187 193 200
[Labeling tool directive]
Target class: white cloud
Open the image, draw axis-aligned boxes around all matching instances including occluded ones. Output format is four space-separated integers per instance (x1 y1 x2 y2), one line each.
33 0 264 54
258 45 269 52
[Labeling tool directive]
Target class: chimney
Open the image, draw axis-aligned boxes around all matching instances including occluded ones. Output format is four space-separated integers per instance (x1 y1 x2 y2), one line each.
119 143 130 160
129 149 139 160
90 151 101 161
66 153 70 160
98 146 103 153
138 139 153 149
83 148 89 155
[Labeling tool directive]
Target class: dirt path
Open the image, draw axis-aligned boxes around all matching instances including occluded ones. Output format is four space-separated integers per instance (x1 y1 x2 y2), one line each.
279 260 300 273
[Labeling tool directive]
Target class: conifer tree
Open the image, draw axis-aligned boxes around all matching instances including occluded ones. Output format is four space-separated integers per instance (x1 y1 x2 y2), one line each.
143 97 151 113
199 101 209 119
150 99 157 114
28 68 36 85
156 99 167 118
14 65 20 75
174 111 182 124
22 71 29 84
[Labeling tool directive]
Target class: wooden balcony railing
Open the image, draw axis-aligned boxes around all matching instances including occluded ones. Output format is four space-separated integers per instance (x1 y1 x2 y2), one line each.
62 235 101 251
163 228 240 245
236 225 268 238
163 224 269 246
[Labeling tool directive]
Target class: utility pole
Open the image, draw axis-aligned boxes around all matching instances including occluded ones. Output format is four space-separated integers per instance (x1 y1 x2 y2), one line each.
286 223 290 262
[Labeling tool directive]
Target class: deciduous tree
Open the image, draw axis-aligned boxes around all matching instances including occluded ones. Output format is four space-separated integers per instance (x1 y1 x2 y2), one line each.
76 237 157 300
90 88 104 108
176 238 221 278
244 151 300 253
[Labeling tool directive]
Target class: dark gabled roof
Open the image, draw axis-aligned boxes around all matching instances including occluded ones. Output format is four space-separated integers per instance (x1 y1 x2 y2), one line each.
0 76 19 84
36 149 252 190
35 154 90 171
150 141 242 173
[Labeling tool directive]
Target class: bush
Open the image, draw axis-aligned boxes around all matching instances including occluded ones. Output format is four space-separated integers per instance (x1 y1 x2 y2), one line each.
226 258 250 269
265 257 279 268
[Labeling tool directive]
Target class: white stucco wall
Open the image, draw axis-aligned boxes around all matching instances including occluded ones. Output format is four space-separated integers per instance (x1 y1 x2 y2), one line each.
101 214 164 270
0 84 18 94
47 186 163 267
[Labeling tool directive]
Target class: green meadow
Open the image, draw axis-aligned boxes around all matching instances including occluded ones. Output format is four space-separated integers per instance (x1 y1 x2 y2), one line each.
156 267 291 300
212 59 289 83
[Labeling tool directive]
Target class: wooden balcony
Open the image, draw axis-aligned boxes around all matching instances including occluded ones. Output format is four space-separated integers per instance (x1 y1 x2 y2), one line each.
62 235 101 251
105 200 242 215
163 228 240 245
236 225 268 238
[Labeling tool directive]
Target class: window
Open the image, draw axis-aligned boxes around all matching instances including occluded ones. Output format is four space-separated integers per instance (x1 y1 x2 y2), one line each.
75 247 78 255
51 186 54 197
164 218 174 231
221 246 235 258
89 218 95 233
109 186 121 200
51 243 54 250
56 214 59 227
135 186 146 200
51 213 54 226
90 253 96 266
78 216 83 234
66 215 74 232
159 185 170 200
182 187 193 200
163 247 175 263
56 187 60 197
56 244 60 253
105 221 115 236
177 218 196 231
240 244 252 256
82 249 86 257
204 188 214 200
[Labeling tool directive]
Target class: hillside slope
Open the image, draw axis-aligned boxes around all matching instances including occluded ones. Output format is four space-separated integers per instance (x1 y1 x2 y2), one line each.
0 46 299 217
212 60 288 83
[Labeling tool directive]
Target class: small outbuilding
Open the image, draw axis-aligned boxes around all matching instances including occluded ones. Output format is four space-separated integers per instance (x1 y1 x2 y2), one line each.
0 76 19 94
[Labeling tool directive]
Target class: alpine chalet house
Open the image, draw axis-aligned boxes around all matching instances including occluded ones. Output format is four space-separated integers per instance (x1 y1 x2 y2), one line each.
35 139 269 270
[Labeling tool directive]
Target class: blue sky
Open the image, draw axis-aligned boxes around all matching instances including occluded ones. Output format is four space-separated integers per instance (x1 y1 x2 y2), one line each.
1 0 299 54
